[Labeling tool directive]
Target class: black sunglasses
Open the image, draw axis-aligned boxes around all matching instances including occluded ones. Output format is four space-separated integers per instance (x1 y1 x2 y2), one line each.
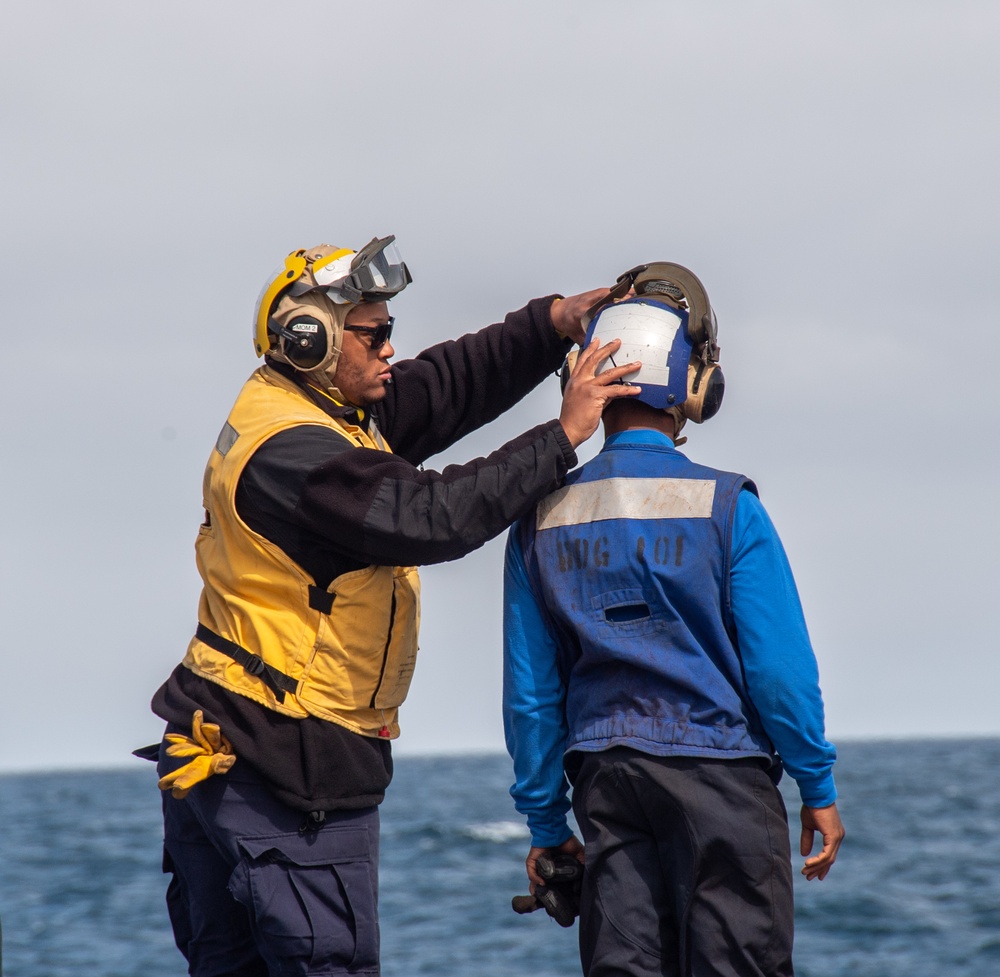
343 316 395 350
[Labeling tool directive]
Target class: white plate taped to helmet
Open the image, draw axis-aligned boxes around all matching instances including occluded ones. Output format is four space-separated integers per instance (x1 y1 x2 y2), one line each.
592 302 683 389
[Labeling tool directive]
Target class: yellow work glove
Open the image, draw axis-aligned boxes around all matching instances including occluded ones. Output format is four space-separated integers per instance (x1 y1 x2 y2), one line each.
157 710 236 799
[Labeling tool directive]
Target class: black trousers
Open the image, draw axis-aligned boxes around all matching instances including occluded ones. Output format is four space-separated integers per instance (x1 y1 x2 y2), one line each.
571 749 794 977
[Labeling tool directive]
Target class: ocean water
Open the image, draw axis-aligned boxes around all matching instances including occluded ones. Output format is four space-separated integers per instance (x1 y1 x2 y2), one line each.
1 739 998 976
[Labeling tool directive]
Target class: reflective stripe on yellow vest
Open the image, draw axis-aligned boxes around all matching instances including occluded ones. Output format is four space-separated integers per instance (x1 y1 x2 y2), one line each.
182 366 420 738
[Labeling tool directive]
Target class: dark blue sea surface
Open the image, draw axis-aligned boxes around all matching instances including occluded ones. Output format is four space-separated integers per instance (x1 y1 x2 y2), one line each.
1 739 998 976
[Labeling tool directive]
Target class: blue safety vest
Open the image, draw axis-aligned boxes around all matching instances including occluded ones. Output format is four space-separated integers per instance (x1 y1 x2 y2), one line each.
523 439 775 762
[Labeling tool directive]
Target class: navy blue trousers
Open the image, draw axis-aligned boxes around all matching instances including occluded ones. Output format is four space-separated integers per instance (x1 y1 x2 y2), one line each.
159 744 380 977
571 749 794 977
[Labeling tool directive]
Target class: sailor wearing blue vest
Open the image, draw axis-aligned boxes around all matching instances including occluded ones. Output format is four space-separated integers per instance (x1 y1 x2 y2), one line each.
503 263 844 977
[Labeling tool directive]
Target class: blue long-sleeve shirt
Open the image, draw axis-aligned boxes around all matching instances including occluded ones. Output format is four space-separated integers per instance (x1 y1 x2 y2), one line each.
503 429 837 848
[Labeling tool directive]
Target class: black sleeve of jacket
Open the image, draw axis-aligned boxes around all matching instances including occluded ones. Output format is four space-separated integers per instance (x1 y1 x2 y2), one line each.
236 426 369 587
374 296 572 465
296 420 576 567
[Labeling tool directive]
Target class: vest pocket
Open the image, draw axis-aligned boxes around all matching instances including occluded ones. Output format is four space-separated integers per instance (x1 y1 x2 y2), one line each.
298 565 419 724
605 602 651 623
591 588 661 636
371 567 419 711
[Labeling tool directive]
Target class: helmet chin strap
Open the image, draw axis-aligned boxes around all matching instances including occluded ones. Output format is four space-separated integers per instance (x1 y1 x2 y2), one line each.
303 366 346 401
305 377 350 405
667 406 688 447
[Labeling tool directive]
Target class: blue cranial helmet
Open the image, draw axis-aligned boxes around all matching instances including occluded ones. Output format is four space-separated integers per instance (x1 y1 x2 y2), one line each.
583 262 724 424
584 297 692 410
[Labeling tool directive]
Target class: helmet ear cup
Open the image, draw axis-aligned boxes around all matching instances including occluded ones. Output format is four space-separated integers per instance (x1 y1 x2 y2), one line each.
685 355 725 423
559 349 581 394
280 315 327 370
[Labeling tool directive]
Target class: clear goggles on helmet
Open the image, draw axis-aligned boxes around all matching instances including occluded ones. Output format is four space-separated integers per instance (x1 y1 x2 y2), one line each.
310 235 412 306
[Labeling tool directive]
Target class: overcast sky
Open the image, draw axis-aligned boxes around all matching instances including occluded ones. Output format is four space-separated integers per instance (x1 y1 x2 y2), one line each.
2 1 998 773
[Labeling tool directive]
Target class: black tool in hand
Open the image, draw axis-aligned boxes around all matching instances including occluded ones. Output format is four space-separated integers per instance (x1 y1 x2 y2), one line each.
511 852 584 928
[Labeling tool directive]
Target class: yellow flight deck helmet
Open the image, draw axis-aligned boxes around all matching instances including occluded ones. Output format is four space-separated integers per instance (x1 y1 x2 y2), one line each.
252 236 412 374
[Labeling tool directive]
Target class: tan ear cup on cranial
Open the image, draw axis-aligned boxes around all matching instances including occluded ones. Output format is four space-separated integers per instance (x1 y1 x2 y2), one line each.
684 354 725 423
268 290 348 375
559 349 581 394
280 315 327 369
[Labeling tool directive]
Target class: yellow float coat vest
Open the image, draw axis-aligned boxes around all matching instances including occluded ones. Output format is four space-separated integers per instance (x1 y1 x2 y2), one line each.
182 366 420 739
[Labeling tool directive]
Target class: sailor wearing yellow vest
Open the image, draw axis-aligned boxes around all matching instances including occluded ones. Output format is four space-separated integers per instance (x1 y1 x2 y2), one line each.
144 236 642 977
187 360 421 739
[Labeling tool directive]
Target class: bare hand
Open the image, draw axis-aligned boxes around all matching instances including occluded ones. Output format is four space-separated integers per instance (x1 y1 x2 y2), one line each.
559 338 641 448
551 288 613 345
526 835 585 890
800 802 845 881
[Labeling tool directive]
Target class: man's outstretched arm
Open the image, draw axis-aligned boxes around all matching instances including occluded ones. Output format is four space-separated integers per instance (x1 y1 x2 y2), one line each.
380 288 615 464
